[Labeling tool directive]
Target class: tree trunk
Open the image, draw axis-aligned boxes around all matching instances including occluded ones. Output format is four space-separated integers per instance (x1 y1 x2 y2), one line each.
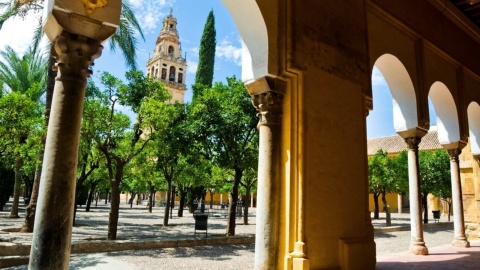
107 180 121 240
209 191 214 209
226 168 242 236
243 186 251 225
23 53 56 230
381 190 391 227
373 193 380 219
104 191 108 204
95 191 98 207
178 193 185 217
148 186 154 213
85 183 97 212
9 158 23 218
422 194 428 224
20 147 43 232
129 192 136 208
163 182 172 226
200 190 206 213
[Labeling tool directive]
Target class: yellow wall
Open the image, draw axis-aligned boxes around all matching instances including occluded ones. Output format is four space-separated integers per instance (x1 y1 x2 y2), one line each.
368 193 399 213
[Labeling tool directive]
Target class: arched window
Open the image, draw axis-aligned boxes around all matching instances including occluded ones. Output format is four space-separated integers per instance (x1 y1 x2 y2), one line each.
178 73 183 84
161 68 167 80
168 46 174 56
169 66 176 81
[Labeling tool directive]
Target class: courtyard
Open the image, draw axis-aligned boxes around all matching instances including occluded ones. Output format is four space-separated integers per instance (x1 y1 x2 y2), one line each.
1 201 480 269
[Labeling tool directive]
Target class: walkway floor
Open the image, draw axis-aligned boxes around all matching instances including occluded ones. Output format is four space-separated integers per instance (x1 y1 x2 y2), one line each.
2 202 480 269
377 240 480 270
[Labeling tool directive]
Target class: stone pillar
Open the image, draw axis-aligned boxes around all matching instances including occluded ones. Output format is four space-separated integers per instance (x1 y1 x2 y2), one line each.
398 194 403 214
251 90 283 270
29 32 102 269
447 148 470 247
405 137 429 255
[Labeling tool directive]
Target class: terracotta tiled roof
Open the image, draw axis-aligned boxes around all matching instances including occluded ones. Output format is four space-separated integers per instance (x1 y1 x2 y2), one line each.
367 130 442 156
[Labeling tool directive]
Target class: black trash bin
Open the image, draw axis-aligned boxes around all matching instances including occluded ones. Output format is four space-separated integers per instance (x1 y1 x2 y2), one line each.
432 210 440 223
193 211 208 237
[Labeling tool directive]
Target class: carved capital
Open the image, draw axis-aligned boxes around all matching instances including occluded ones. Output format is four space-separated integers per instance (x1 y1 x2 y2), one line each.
447 148 462 162
405 137 421 150
364 95 373 117
251 91 284 127
52 32 103 80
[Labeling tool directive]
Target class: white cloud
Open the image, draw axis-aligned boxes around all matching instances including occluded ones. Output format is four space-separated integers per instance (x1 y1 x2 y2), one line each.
216 38 242 66
371 67 387 87
0 15 41 54
126 0 172 34
187 61 198 74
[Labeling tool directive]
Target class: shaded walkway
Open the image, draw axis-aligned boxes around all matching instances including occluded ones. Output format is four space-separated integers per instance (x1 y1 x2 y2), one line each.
377 240 480 270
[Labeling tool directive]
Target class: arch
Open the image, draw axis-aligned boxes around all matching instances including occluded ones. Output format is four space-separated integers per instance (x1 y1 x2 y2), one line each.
428 82 460 144
168 45 174 56
373 54 418 132
169 66 176 81
221 0 268 82
468 102 480 155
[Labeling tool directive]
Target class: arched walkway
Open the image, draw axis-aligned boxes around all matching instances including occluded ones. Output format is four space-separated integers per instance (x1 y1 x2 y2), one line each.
428 82 460 144
373 53 418 133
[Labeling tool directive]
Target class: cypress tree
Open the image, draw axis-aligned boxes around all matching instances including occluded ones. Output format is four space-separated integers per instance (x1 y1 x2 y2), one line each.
194 10 216 99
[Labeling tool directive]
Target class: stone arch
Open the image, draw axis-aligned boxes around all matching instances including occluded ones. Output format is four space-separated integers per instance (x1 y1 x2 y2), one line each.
373 54 418 132
468 102 480 155
221 0 268 82
428 82 460 144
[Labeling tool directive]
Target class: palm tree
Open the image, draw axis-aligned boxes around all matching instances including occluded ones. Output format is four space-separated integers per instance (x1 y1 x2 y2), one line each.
0 1 144 231
0 42 47 218
0 1 144 70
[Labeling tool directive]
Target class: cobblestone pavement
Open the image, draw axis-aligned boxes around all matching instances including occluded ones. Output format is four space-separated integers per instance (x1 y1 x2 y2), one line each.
1 202 479 269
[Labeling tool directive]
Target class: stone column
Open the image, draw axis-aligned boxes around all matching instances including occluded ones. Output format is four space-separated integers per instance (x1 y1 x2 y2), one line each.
251 90 283 270
29 32 102 269
398 194 403 214
405 137 429 255
447 148 470 247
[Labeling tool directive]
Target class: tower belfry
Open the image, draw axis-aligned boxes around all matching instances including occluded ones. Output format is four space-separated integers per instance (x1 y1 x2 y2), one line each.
147 9 187 103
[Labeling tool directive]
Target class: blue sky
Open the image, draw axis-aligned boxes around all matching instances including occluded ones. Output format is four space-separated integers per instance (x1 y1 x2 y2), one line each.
0 0 435 139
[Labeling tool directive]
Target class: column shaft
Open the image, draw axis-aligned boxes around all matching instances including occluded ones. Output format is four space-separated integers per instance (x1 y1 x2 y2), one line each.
448 149 470 247
405 137 429 255
252 91 283 270
29 33 101 269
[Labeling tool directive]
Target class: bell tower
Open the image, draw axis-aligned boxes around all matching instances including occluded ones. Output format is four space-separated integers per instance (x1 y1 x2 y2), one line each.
146 8 187 103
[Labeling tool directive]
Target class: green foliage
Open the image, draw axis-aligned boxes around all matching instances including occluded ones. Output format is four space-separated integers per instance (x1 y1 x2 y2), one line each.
0 44 47 98
0 91 44 156
419 149 451 197
368 149 396 195
0 1 144 70
194 10 216 97
191 77 258 171
118 70 170 113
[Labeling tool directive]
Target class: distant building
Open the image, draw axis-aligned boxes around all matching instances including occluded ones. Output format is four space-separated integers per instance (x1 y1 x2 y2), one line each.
146 9 187 104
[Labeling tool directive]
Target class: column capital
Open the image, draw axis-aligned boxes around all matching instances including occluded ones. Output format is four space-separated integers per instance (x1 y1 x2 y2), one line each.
245 75 287 96
364 95 372 117
52 32 103 80
404 137 422 150
447 148 462 162
252 91 284 127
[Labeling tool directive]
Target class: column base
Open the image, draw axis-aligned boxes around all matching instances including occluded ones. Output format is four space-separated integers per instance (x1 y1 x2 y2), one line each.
292 258 310 270
409 242 428 255
452 238 470 248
